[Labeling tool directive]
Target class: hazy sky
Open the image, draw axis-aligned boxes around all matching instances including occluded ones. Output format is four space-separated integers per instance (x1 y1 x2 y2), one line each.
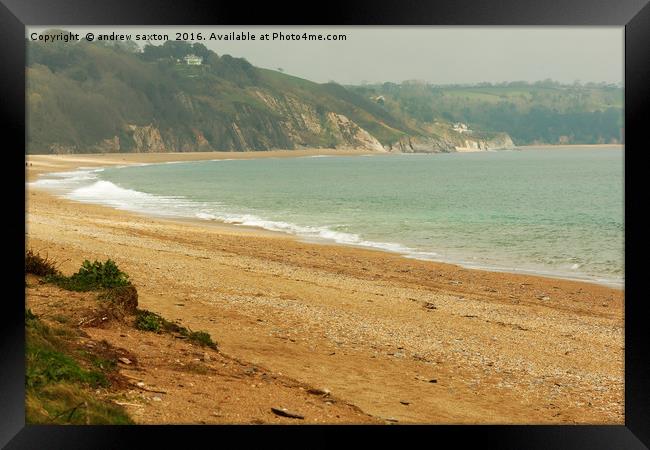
28 26 623 85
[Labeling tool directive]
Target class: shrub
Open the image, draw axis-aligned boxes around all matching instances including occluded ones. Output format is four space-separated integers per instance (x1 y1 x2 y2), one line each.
48 259 130 291
98 285 138 313
183 330 218 350
134 310 163 332
135 310 218 349
25 250 60 277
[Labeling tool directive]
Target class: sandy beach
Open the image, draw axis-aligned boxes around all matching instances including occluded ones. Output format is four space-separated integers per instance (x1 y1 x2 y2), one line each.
25 151 624 424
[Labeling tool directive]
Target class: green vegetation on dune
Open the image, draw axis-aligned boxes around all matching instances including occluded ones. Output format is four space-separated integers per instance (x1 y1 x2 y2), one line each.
46 259 131 292
25 251 219 424
25 309 133 424
134 309 218 349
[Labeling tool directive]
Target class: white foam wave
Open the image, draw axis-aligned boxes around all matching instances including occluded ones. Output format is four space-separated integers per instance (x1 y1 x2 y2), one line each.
31 168 416 256
66 181 182 214
194 210 414 254
29 168 104 193
29 165 623 289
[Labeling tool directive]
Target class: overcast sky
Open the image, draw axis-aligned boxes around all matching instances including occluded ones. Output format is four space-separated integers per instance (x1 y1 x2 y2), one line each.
28 26 624 85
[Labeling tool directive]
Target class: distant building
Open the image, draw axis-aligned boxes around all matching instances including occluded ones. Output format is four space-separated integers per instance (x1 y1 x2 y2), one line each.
183 54 203 65
371 95 385 105
453 122 471 133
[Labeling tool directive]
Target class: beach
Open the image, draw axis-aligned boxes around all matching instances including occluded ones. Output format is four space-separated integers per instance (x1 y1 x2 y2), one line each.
25 151 624 424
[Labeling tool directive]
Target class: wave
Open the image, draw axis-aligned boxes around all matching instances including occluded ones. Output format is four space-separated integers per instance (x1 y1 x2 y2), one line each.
30 169 417 255
29 166 623 288
65 180 199 217
193 210 415 255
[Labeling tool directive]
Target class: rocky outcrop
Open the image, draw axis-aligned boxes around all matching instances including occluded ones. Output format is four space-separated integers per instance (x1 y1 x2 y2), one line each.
485 133 515 150
454 133 515 151
110 92 389 153
47 143 78 154
324 113 385 151
385 131 515 153
90 136 121 153
128 125 167 152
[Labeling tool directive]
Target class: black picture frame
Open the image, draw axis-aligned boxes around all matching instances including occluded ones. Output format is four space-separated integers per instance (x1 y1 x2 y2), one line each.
3 0 648 447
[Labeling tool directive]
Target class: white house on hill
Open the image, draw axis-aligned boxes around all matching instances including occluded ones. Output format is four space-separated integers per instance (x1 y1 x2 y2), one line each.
183 54 203 65
453 122 471 133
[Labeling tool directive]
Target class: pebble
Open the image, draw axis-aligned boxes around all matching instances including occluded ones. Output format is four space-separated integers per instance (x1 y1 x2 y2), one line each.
306 388 331 396
271 407 304 419
118 357 132 365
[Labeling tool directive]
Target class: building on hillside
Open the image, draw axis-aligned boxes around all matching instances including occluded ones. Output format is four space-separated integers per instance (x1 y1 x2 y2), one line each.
453 122 471 133
183 54 203 65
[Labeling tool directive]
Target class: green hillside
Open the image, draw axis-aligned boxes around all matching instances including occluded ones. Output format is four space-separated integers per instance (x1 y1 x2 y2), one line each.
27 35 417 154
350 81 623 145
26 31 623 154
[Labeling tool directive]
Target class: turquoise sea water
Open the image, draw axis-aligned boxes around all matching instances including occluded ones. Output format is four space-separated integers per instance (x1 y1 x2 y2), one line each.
32 147 624 286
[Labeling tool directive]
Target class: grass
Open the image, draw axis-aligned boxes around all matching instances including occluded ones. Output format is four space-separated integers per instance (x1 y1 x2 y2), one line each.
134 310 165 332
26 344 108 389
26 310 107 390
185 330 217 349
26 383 133 425
25 310 133 424
135 309 218 350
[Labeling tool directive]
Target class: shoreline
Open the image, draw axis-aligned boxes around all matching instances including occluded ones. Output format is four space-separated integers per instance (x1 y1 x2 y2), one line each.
27 150 623 289
516 144 623 150
25 148 375 182
25 151 624 423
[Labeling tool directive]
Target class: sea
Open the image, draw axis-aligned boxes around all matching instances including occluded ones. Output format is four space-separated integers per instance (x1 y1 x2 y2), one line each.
30 146 624 287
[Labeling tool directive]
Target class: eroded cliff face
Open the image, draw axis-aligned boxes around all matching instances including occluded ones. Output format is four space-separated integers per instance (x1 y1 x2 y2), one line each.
385 132 515 153
129 125 167 152
324 112 385 152
45 90 392 154
42 89 513 154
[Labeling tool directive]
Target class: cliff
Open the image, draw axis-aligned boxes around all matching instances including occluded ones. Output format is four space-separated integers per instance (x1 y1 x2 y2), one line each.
27 36 514 154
